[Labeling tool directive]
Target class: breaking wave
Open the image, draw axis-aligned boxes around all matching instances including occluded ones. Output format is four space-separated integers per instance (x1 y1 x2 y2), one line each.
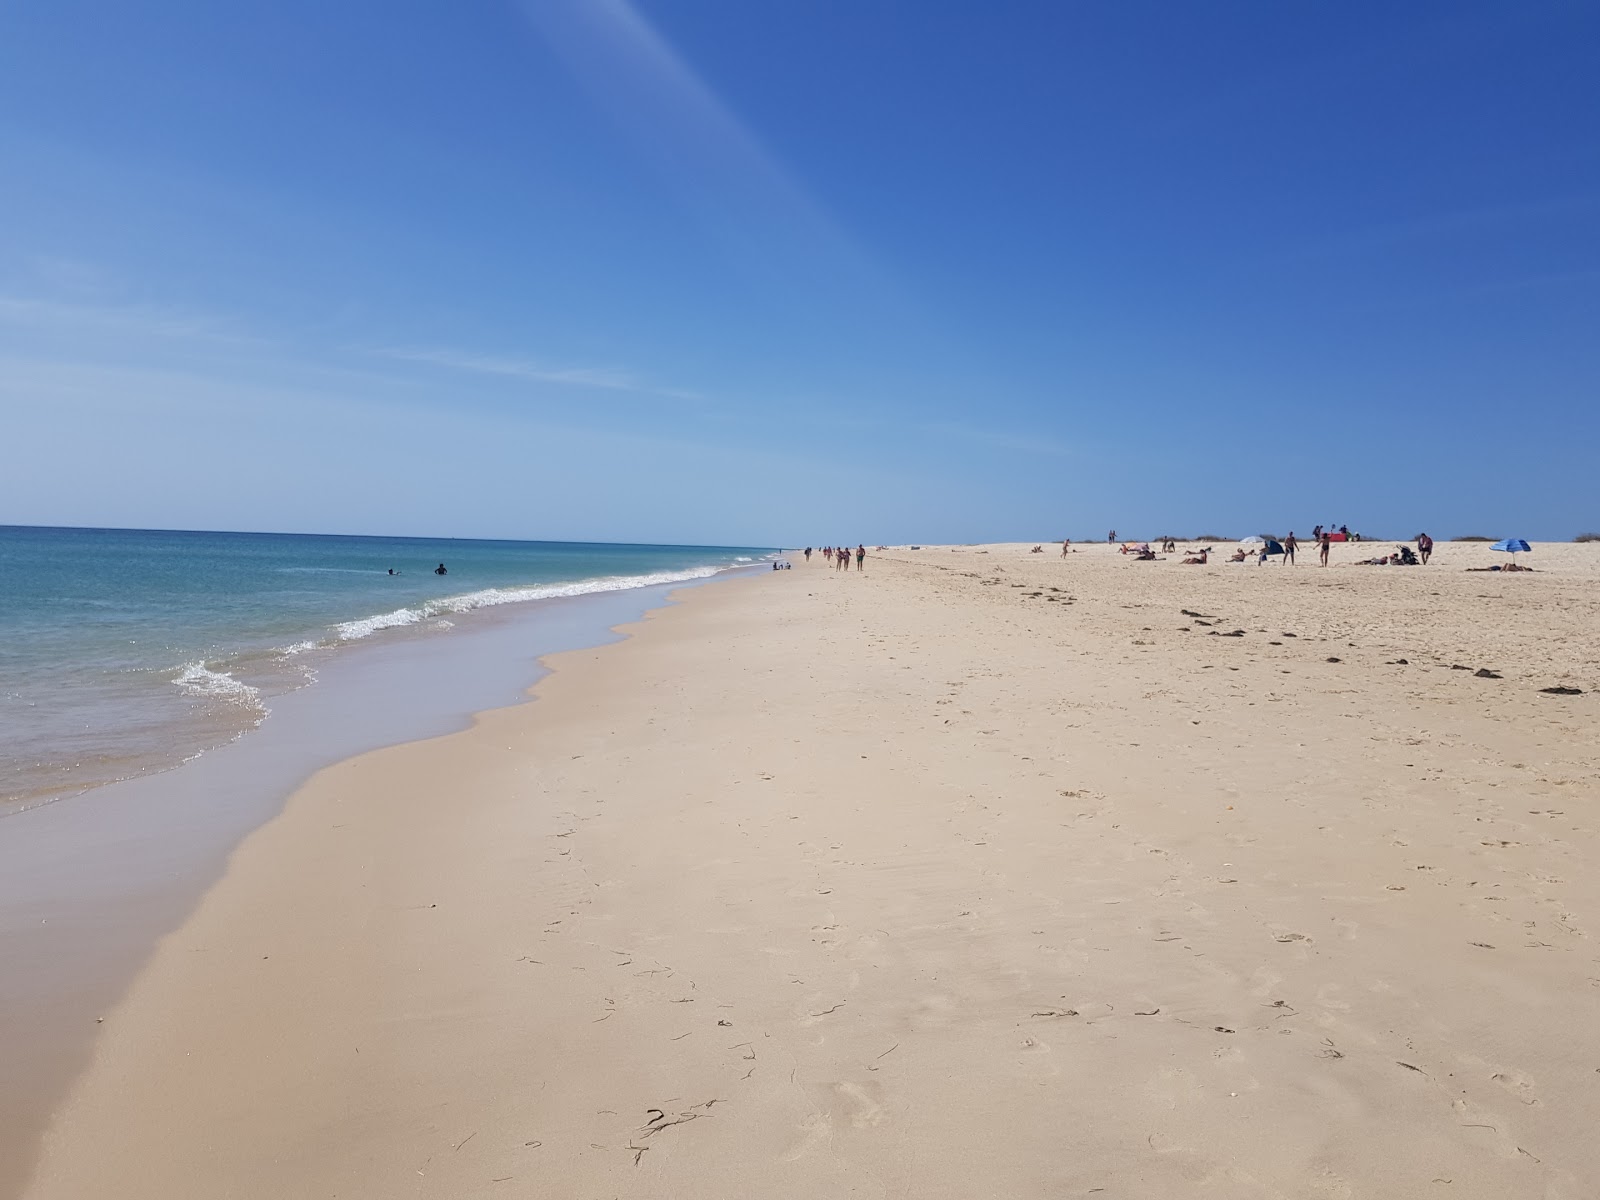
331 564 727 641
172 662 266 710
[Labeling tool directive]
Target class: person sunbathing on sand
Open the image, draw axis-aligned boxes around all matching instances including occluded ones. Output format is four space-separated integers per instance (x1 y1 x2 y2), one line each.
1181 549 1209 565
1227 548 1249 563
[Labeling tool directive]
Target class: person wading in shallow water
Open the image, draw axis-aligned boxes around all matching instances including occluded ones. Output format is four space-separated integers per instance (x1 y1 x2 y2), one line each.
434 563 448 575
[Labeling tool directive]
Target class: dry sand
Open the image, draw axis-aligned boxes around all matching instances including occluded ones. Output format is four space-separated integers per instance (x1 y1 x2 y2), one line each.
22 540 1600 1198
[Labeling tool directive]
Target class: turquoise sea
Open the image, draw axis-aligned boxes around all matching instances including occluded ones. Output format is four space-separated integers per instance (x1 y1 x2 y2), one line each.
0 526 774 811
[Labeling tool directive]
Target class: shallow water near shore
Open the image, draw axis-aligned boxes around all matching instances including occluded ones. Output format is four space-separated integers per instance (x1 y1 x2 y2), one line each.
0 525 771 813
0 568 755 1199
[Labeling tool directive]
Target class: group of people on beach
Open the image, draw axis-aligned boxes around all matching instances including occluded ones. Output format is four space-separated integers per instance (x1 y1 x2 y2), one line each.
804 546 866 571
1085 528 1441 569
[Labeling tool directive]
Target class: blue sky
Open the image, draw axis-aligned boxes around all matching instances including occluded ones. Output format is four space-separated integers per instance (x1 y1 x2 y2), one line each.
2 0 1596 544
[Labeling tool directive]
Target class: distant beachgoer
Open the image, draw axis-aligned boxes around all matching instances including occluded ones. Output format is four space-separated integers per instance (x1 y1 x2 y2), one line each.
838 547 848 571
1417 532 1433 565
1319 533 1331 567
855 545 866 571
435 563 448 575
1108 529 1117 543
823 547 832 564
1062 539 1071 556
804 547 812 562
1312 525 1322 542
1227 548 1248 563
1283 532 1297 564
1181 549 1209 565
388 568 396 575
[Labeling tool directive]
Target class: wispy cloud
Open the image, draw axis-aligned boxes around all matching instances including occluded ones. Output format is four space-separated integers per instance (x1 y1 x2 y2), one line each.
369 345 704 401
520 0 890 295
1272 193 1600 266
0 294 266 346
922 420 1075 458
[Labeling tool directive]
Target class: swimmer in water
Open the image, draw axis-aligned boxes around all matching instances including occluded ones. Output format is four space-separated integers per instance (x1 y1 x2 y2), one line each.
435 563 448 575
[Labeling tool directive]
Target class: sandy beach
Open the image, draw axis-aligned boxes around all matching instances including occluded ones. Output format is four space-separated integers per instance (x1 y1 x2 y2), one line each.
20 539 1600 1199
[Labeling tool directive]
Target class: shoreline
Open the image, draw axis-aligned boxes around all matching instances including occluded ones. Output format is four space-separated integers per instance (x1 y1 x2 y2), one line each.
0 570 756 1200
2 536 765 818
18 543 1600 1197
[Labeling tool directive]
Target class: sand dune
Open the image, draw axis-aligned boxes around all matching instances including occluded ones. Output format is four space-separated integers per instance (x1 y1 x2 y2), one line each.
24 540 1600 1198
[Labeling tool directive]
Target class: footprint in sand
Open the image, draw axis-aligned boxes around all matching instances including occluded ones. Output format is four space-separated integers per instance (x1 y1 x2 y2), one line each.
782 1112 833 1162
1148 1066 1204 1110
1491 1070 1541 1105
1315 983 1351 1011
1307 1167 1355 1199
833 1080 886 1128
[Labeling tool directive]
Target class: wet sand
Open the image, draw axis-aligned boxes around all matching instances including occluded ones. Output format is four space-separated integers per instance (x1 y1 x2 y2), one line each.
0 578 733 1200
21 541 1600 1198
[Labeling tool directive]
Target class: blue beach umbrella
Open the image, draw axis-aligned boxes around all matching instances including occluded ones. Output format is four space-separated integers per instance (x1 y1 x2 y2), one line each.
1490 538 1531 561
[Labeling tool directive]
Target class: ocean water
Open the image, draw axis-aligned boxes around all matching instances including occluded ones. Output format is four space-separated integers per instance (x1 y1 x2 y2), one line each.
0 526 773 812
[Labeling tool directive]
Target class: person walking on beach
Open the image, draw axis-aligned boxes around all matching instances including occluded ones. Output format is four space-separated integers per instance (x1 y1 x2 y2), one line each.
1108 529 1117 543
1319 531 1331 567
1416 532 1433 565
1283 531 1297 564
1061 538 1071 556
855 544 866 571
804 547 812 563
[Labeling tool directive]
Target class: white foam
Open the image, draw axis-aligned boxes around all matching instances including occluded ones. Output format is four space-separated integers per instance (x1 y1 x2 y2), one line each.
437 566 726 613
333 606 424 641
331 565 728 641
172 662 266 710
